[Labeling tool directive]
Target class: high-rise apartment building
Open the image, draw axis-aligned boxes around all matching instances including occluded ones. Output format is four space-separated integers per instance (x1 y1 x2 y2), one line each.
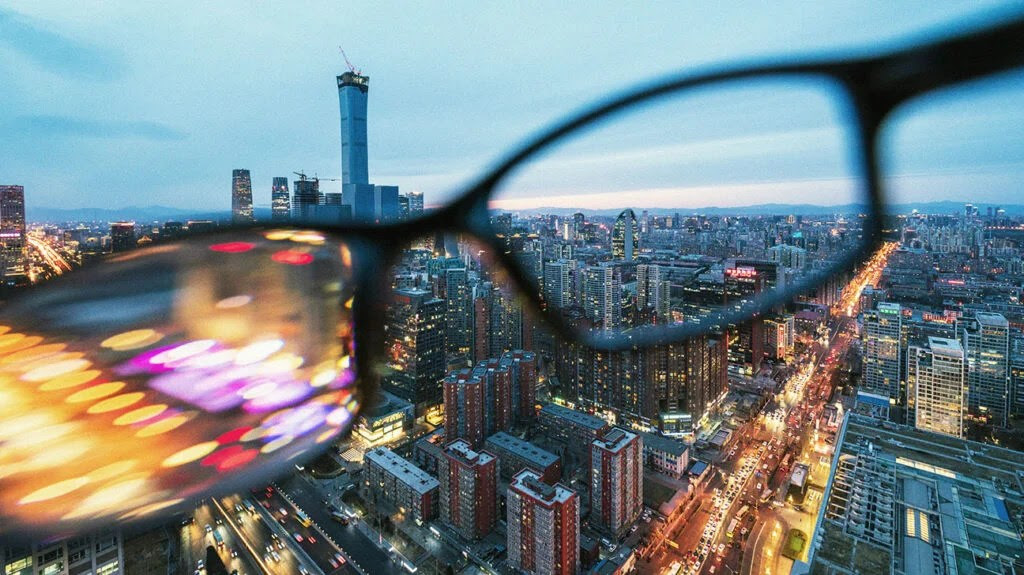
444 267 472 356
384 288 446 414
507 470 580 575
438 440 497 541
637 263 670 322
364 447 439 523
0 185 27 284
500 349 537 422
443 368 487 448
110 222 136 253
861 303 903 407
590 428 642 537
612 209 639 262
271 177 290 221
959 312 1010 427
231 169 254 223
909 336 966 438
1 531 124 575
581 264 621 330
543 259 575 310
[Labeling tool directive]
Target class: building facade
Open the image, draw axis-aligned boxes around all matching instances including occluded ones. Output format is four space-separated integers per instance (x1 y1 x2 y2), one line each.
590 428 643 536
861 303 903 408
909 336 966 438
231 169 254 223
507 470 580 575
959 312 1010 427
364 447 439 522
0 185 27 285
384 288 446 414
271 177 290 221
437 440 497 540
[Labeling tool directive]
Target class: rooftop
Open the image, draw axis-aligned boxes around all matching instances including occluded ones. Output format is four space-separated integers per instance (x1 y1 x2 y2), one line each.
485 432 559 467
365 447 440 495
540 403 608 431
638 431 688 457
510 469 576 505
595 427 639 453
444 439 496 466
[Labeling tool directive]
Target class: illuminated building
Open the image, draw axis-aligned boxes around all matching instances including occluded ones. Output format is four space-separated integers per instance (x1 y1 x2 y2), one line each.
909 337 966 438
373 184 400 223
1 531 124 575
354 390 414 444
636 263 670 323
384 288 446 414
590 428 642 537
437 440 497 540
862 303 903 407
444 355 520 448
636 431 689 479
543 259 575 310
0 185 27 285
959 312 1010 427
271 177 290 221
443 368 487 448
364 447 438 523
407 191 424 216
485 431 561 483
581 264 621 330
611 209 638 262
507 470 579 575
231 169 254 223
109 221 136 253
764 314 794 361
444 267 472 356
500 349 537 422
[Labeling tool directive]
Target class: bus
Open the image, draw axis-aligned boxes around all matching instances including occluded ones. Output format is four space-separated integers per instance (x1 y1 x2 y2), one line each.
295 509 312 527
330 510 349 525
212 530 224 548
736 504 750 519
726 518 739 539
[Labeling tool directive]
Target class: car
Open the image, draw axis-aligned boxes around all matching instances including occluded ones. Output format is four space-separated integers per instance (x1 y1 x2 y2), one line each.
270 551 281 562
204 524 212 533
335 553 347 564
717 543 726 555
299 569 310 575
630 525 638 533
279 507 288 516
265 544 274 553
329 559 339 568
215 517 223 525
197 559 205 569
236 516 244 526
234 503 243 513
307 535 317 543
293 532 304 542
276 539 285 549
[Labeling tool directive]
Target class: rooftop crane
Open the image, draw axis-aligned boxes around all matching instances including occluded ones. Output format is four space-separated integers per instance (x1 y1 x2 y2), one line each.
338 47 360 75
293 171 340 183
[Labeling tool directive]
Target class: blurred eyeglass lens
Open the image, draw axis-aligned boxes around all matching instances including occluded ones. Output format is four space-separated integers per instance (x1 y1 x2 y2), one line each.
490 75 867 335
881 70 1024 219
0 230 357 539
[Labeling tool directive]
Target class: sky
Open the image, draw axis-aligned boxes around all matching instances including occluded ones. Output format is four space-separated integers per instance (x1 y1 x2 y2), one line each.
1 1 1023 214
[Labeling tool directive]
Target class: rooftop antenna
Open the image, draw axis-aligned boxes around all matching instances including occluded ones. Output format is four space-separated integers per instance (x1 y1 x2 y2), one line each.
338 47 360 75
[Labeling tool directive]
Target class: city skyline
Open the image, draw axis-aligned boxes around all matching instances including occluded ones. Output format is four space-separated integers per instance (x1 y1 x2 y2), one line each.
3 2 1022 213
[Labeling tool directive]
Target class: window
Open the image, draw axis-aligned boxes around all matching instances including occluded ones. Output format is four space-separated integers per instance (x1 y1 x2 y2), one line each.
96 560 121 575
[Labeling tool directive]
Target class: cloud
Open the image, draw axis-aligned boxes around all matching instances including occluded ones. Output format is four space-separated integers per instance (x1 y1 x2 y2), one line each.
0 7 125 80
7 115 188 141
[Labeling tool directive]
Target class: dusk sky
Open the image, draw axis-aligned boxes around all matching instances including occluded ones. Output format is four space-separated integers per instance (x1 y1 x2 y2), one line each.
2 1 1022 213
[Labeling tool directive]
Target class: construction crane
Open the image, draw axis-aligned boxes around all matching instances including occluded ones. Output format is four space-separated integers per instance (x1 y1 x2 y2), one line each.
293 171 340 183
338 47 360 75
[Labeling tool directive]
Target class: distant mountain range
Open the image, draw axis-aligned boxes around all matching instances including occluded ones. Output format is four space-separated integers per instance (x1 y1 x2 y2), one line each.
24 201 1024 224
510 201 1024 217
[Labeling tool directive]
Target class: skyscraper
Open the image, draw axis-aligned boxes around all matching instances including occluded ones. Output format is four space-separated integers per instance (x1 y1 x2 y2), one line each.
444 267 472 356
0 185 27 284
271 177 290 221
110 222 136 253
959 312 1010 427
612 209 639 262
384 288 446 414
407 191 424 216
909 336 966 438
507 470 580 575
338 71 369 186
438 440 497 541
590 427 643 537
861 303 903 408
231 169 254 223
292 177 322 221
543 259 575 310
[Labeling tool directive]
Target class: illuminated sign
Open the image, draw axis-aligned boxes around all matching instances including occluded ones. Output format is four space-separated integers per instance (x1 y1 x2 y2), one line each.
725 266 757 279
